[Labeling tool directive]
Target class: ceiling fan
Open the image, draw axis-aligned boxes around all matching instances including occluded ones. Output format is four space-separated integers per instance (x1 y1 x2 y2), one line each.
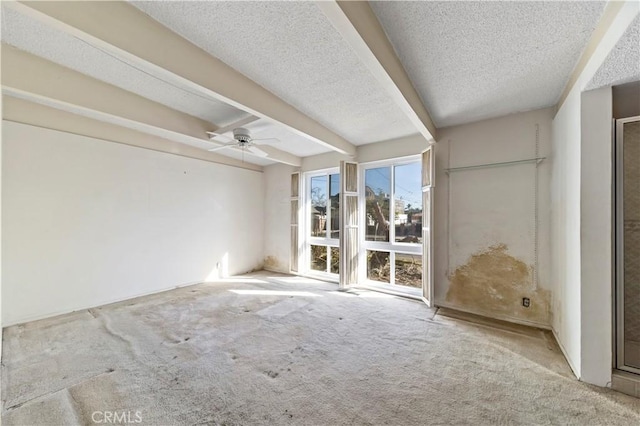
206 127 280 158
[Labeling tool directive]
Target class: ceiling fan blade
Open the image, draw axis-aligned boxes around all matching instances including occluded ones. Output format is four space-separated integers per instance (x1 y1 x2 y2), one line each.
208 144 235 153
245 146 269 157
206 132 234 144
252 137 280 145
207 116 260 136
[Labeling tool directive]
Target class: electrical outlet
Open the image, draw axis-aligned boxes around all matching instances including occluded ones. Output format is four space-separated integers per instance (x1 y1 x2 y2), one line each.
522 297 531 308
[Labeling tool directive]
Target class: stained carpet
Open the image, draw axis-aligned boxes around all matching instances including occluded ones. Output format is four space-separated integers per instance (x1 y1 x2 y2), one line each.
2 272 639 425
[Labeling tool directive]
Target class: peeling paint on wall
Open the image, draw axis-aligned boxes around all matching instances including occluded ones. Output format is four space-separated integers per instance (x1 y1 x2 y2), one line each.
446 244 550 325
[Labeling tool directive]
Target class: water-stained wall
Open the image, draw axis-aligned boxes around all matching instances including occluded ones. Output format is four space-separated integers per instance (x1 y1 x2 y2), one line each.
435 108 553 327
264 108 553 328
263 163 296 273
447 244 550 324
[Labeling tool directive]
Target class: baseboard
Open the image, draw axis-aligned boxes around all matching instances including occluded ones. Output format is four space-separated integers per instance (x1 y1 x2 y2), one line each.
612 370 640 398
292 272 339 285
3 280 204 327
434 300 551 330
262 266 290 274
435 307 553 338
352 284 424 302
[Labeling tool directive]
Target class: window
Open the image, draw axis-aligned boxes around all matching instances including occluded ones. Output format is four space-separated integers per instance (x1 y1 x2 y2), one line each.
361 159 423 290
306 170 340 276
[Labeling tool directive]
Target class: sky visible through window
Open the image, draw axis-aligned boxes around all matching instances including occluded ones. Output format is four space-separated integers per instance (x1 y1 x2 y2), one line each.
313 164 422 210
366 162 422 209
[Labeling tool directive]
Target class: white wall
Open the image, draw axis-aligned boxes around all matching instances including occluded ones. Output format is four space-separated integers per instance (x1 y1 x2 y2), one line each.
549 1 639 385
551 86 615 386
2 121 264 326
580 87 613 386
435 108 553 328
550 88 583 376
357 134 429 164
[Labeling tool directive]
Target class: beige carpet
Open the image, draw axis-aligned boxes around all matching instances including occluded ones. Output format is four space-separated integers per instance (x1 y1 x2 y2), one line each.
2 271 639 425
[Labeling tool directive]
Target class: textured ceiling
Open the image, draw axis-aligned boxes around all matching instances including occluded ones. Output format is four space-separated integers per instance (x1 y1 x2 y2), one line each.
0 5 249 129
587 14 640 91
0 4 331 164
2 0 622 164
371 1 607 128
131 1 418 145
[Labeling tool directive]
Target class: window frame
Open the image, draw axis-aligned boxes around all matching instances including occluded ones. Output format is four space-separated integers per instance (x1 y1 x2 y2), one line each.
303 168 340 278
359 155 423 290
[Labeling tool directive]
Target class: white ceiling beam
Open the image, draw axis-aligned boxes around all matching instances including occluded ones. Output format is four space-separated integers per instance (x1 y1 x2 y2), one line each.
2 45 213 147
2 96 264 172
556 1 639 112
208 116 262 138
6 1 356 157
256 146 302 168
1 45 301 167
317 1 437 143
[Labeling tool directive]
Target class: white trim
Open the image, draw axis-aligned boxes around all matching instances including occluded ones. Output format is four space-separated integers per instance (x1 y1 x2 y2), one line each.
435 300 552 330
614 116 640 374
359 154 422 168
303 168 340 276
4 280 204 327
616 115 640 125
352 284 423 302
359 156 424 287
295 273 339 285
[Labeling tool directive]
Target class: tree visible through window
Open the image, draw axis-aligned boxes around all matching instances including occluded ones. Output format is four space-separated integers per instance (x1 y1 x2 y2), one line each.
308 171 340 275
363 160 422 288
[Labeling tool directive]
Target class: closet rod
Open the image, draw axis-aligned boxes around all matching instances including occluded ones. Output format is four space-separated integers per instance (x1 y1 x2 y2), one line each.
445 157 545 173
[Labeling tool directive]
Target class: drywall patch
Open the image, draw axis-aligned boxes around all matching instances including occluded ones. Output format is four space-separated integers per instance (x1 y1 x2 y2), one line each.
446 244 550 325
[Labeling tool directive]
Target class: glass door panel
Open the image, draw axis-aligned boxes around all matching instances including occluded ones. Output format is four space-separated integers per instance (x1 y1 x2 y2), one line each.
310 175 328 238
618 118 640 372
307 171 340 277
394 162 423 244
395 253 423 288
365 167 391 242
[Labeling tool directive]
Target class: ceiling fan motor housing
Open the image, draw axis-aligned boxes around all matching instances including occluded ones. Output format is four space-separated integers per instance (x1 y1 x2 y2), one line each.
233 127 252 145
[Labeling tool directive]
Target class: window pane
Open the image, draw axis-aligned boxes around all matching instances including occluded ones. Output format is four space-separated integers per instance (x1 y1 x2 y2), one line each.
394 162 422 244
367 250 390 283
310 176 327 237
330 247 340 274
365 167 391 242
330 174 340 239
395 253 422 288
310 245 327 272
